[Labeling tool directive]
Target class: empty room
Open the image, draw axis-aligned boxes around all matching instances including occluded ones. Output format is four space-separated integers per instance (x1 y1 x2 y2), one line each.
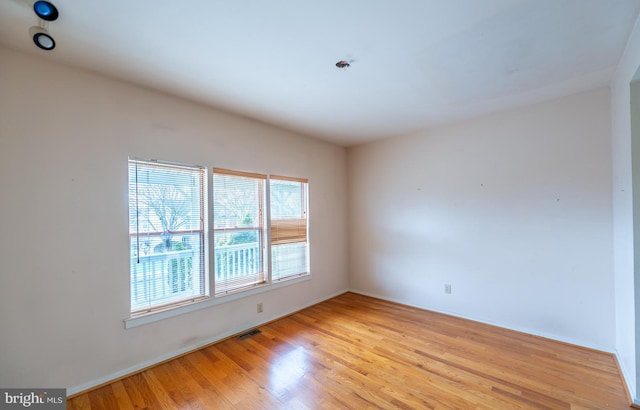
2 0 640 408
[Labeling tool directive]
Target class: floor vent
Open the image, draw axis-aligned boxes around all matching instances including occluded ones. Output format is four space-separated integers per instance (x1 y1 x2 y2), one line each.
237 329 261 340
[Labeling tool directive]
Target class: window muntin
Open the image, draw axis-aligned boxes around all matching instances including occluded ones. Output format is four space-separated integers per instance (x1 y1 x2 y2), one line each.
128 159 208 314
213 169 267 295
270 176 309 281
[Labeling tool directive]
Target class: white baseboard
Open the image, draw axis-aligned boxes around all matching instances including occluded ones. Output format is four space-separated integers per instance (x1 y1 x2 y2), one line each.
614 350 638 406
348 289 615 353
67 288 350 396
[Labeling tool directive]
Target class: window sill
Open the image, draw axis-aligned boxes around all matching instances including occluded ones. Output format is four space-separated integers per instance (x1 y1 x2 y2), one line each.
124 273 311 329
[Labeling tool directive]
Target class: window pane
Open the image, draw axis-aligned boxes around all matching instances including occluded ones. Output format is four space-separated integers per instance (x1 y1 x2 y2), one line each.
129 164 203 234
272 242 308 281
270 179 303 219
130 233 205 311
129 159 207 313
213 174 262 229
214 230 264 294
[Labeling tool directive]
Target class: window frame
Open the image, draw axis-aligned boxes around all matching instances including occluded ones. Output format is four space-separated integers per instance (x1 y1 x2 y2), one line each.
127 158 209 316
269 176 310 282
212 168 268 296
125 161 311 328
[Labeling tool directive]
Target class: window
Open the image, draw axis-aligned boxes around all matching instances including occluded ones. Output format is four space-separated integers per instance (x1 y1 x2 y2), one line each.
270 176 309 281
127 158 310 322
213 169 267 295
128 159 208 314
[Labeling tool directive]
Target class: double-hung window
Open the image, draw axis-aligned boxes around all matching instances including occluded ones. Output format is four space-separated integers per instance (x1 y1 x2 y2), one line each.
128 158 208 314
270 176 309 281
213 169 267 295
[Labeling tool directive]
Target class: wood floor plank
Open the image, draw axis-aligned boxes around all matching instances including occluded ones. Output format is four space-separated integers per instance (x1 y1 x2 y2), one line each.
121 372 165 409
87 385 119 409
68 292 630 409
67 392 90 410
142 362 194 409
110 381 135 409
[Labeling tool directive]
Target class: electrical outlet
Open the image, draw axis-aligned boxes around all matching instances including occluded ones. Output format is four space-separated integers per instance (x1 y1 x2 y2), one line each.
444 284 452 294
257 302 263 313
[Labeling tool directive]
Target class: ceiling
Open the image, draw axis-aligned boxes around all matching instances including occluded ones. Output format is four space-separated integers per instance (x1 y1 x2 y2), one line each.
1 0 639 146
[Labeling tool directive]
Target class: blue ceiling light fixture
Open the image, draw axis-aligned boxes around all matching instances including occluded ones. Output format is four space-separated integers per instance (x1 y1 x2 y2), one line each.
33 1 58 21
23 0 59 51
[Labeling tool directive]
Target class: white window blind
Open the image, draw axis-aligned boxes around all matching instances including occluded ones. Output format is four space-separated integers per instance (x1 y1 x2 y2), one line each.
270 175 309 281
213 169 266 295
128 158 208 314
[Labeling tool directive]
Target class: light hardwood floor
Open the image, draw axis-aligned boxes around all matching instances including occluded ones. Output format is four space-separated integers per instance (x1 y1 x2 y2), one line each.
68 292 630 409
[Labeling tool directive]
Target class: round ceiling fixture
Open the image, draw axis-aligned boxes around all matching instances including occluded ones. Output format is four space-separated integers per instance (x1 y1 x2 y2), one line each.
33 1 58 21
30 26 55 50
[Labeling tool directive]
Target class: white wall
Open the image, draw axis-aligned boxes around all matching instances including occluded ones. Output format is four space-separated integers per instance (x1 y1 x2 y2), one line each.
0 46 349 393
612 14 640 401
348 88 614 350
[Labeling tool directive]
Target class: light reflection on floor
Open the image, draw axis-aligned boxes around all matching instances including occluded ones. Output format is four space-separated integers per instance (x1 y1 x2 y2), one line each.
268 346 309 395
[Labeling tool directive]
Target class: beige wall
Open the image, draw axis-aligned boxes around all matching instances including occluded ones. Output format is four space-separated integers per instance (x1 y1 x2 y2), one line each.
0 46 349 393
348 87 614 350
